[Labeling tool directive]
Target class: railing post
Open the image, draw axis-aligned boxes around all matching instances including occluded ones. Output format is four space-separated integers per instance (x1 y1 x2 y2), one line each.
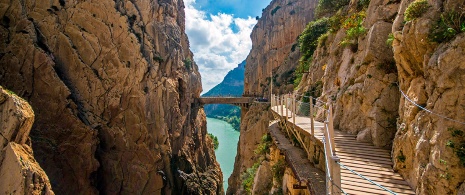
331 156 341 195
285 94 289 119
328 104 336 152
272 94 274 107
292 94 296 125
281 95 284 116
324 133 332 195
276 95 279 111
310 96 314 135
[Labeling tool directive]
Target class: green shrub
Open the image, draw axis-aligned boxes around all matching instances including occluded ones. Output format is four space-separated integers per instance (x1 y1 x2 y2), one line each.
293 58 310 87
153 54 164 63
241 162 260 193
404 0 429 22
272 159 286 182
316 0 350 17
386 33 394 46
340 11 367 47
328 11 344 32
208 133 219 150
357 0 370 10
271 6 281 16
446 128 465 166
317 32 330 47
429 11 465 43
183 58 192 70
254 134 272 155
397 150 406 163
299 17 330 62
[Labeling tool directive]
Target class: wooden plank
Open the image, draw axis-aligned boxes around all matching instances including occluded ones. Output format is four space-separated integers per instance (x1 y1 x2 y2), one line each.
341 172 410 186
337 153 394 165
341 180 415 195
342 175 412 190
341 169 405 180
338 161 394 172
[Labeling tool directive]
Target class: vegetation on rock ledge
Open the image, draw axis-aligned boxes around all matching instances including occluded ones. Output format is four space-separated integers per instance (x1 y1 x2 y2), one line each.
208 133 219 150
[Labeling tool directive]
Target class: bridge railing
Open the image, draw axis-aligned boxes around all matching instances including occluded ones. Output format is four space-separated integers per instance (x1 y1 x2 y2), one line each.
272 93 342 195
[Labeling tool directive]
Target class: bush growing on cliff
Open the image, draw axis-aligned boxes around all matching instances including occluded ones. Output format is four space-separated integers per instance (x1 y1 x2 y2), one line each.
293 59 310 88
340 11 367 47
271 6 281 16
254 134 273 155
208 133 219 150
272 159 286 182
404 0 429 22
446 128 465 166
241 162 260 193
299 17 330 63
429 10 465 43
316 0 350 17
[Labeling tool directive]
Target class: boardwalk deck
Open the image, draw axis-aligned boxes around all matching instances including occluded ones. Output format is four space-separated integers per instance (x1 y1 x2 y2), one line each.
271 106 415 195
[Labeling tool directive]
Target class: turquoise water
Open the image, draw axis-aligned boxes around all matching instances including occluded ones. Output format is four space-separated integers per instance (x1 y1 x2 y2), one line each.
206 117 240 192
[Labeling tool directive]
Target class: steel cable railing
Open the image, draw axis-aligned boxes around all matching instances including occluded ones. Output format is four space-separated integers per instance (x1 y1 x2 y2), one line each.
397 83 465 125
272 93 405 195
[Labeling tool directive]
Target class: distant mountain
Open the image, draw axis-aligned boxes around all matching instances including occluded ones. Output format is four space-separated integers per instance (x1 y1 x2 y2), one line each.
202 60 245 131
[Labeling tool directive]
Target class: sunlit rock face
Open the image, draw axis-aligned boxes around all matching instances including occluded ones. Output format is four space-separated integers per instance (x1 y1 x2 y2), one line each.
0 86 54 194
243 0 318 97
0 0 222 194
391 0 465 194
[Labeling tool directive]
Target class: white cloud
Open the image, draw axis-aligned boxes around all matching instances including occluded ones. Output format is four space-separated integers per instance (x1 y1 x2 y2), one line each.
184 0 256 93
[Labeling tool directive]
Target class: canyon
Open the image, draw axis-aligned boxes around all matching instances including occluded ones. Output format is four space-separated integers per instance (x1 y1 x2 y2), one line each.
229 0 465 194
1 0 465 194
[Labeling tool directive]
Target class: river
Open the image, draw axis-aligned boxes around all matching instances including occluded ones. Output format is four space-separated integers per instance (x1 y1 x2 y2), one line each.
206 117 240 192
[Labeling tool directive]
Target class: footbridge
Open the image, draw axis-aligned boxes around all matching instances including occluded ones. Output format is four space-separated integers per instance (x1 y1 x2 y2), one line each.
197 96 256 107
270 94 415 195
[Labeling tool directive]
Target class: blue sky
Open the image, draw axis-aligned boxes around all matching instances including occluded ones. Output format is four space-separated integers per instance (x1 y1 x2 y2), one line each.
184 0 271 93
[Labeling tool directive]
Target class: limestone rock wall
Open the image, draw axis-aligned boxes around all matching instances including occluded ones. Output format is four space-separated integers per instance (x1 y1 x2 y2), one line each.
0 86 54 194
0 0 221 194
243 0 318 97
296 0 465 193
391 0 465 194
297 0 401 148
227 103 273 194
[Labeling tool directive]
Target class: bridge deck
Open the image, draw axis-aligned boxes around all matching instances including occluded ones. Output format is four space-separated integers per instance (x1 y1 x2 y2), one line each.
271 106 415 195
198 97 254 105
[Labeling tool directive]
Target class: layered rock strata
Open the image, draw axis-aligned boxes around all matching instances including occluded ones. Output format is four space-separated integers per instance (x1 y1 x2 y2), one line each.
0 0 221 194
244 0 318 96
0 86 54 194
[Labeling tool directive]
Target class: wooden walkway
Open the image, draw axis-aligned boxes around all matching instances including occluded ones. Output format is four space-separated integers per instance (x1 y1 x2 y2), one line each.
271 106 415 195
269 121 326 194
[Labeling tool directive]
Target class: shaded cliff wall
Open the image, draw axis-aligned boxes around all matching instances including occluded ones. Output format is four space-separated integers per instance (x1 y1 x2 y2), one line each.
0 0 221 194
243 0 318 97
227 103 272 194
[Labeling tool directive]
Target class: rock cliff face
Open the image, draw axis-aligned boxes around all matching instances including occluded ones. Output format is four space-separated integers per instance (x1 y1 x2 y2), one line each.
243 0 318 96
295 0 465 193
0 0 221 194
242 0 465 193
391 1 465 194
0 86 54 194
297 0 401 148
227 103 272 194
